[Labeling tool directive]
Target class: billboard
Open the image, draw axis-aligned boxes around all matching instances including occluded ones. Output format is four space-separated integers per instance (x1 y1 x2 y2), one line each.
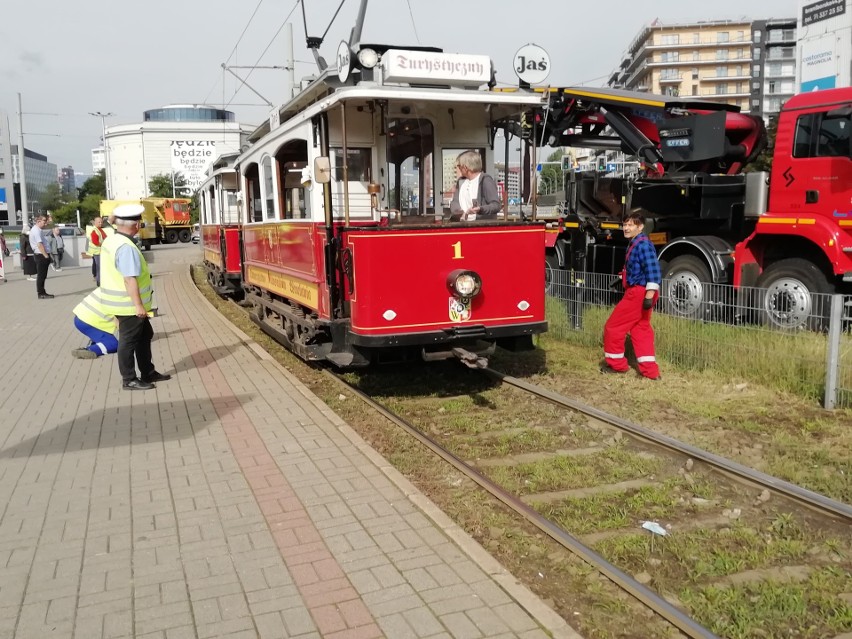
800 34 838 91
170 140 216 192
802 0 846 25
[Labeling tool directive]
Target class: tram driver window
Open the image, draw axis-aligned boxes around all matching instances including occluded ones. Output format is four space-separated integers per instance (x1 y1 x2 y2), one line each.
331 148 372 219
385 118 434 217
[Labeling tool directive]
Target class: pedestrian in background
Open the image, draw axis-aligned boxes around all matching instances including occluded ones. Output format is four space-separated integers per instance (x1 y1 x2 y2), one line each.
71 288 117 359
48 227 64 272
20 225 37 281
29 215 54 298
0 228 8 258
100 204 171 391
601 211 662 380
88 217 107 285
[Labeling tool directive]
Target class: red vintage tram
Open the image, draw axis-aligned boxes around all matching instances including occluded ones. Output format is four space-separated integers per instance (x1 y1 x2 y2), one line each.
199 34 549 367
199 153 243 297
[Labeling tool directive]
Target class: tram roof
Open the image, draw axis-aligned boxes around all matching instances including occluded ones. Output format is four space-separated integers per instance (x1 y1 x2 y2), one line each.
249 73 550 143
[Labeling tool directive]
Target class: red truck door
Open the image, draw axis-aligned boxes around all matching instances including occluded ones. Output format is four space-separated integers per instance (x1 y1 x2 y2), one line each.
772 104 852 222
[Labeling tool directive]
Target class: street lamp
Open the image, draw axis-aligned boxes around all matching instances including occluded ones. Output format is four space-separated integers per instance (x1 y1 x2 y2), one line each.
89 111 114 199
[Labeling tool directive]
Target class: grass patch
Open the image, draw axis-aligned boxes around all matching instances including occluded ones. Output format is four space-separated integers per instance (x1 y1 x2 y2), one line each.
482 446 662 495
681 567 852 639
536 478 710 535
595 522 819 581
545 293 849 403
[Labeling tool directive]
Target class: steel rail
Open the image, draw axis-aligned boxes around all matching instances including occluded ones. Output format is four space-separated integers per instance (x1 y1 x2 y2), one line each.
486 368 852 523
323 370 721 639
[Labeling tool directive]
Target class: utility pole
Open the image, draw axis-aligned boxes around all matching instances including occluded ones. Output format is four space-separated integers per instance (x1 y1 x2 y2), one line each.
89 111 114 199
16 93 29 225
285 22 296 100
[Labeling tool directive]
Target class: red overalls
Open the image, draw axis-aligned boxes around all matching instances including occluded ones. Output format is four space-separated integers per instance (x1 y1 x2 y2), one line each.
603 238 660 379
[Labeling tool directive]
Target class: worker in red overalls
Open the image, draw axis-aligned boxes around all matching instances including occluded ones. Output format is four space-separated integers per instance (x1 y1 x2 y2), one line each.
601 211 662 380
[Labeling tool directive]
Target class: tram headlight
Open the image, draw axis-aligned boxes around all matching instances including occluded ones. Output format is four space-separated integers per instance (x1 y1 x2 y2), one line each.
357 48 379 69
447 270 482 299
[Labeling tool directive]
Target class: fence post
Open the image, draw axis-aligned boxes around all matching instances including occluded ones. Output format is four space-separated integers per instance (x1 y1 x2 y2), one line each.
823 294 843 410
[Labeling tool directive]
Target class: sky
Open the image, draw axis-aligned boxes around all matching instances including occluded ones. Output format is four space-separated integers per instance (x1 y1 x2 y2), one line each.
0 0 797 174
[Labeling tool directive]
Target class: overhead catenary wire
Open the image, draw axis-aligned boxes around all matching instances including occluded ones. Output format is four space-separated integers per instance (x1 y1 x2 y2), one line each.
202 0 267 104
224 0 301 109
405 0 421 44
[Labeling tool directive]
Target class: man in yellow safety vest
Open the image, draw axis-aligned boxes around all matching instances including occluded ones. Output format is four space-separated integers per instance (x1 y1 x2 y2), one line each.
71 288 118 359
100 204 171 391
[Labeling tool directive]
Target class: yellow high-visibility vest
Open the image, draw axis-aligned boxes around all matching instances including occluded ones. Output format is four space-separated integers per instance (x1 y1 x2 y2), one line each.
99 233 152 315
88 226 107 256
73 288 117 334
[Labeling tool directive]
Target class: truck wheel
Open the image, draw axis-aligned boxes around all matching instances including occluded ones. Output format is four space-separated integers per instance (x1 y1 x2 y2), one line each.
545 253 560 296
164 229 179 244
663 255 712 320
756 258 833 331
178 229 191 243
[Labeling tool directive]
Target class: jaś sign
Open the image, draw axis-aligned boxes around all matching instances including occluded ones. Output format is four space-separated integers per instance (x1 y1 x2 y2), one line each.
170 140 216 192
802 0 846 26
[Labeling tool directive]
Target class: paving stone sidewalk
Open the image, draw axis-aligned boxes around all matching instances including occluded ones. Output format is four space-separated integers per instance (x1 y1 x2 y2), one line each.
0 245 580 639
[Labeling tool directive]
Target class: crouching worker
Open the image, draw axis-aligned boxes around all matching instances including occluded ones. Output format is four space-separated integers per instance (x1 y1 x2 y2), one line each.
72 288 118 359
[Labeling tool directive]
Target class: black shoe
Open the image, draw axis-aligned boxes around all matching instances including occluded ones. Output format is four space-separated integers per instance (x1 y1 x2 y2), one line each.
142 371 171 383
123 378 155 391
600 364 625 375
38 294 54 299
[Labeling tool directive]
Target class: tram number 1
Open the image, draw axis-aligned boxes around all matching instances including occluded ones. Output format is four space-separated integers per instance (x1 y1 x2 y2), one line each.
451 241 464 260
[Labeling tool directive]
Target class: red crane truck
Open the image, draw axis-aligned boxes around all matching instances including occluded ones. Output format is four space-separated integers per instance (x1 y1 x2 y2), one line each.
536 86 851 329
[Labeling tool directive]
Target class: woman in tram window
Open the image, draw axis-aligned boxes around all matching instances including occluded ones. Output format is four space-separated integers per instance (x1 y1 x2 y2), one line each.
450 150 501 220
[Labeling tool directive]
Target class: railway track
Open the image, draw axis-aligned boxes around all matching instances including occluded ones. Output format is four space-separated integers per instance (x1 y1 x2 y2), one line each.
322 367 851 639
208 282 851 639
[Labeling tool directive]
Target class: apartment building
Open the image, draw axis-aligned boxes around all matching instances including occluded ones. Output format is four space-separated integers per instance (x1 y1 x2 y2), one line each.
752 19 797 119
609 18 796 117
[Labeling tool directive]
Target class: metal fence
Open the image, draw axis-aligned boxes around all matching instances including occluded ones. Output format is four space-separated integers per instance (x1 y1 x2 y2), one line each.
546 270 852 409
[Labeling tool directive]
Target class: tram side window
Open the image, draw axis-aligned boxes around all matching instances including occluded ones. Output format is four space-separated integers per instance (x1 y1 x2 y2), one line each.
793 113 851 158
244 166 263 222
281 161 309 220
209 186 218 224
262 156 276 220
221 191 240 224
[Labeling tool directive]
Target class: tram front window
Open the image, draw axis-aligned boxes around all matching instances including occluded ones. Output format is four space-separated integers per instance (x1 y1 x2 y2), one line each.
386 118 434 218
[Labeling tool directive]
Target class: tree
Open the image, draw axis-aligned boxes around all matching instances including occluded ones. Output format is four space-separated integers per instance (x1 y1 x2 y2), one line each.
747 116 778 173
79 194 104 225
42 183 72 212
538 148 565 195
78 169 106 200
148 172 188 198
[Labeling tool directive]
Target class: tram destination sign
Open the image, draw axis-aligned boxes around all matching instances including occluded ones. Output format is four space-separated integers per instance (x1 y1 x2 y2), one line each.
802 0 846 26
383 50 491 87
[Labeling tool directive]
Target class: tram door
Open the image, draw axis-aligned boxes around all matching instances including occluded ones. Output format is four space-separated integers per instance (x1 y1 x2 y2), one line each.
385 118 434 219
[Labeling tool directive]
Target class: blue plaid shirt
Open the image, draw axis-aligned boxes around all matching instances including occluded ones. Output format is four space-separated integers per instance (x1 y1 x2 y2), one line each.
625 234 662 291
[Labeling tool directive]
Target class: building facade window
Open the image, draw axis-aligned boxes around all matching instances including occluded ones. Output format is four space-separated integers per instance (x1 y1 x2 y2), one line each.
716 66 728 77
717 32 729 43
716 49 728 60
753 30 762 43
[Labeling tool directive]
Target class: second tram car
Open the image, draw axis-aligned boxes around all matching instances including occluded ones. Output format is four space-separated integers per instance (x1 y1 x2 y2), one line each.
199 40 549 367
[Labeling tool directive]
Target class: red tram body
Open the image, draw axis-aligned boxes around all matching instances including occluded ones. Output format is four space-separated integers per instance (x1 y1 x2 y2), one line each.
199 42 549 367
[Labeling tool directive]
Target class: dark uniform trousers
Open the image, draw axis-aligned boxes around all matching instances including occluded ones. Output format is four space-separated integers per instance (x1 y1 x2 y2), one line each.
116 315 155 383
34 254 51 295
